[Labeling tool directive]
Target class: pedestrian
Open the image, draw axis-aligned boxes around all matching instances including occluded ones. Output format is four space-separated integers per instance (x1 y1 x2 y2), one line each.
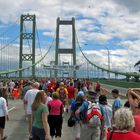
70 91 85 140
67 82 77 112
11 85 19 100
24 82 40 140
99 95 112 139
107 108 140 140
48 92 63 140
127 88 140 135
45 92 52 106
111 89 122 119
75 91 104 140
32 90 51 140
1 81 8 106
56 82 68 109
0 91 9 140
94 81 101 95
9 80 15 95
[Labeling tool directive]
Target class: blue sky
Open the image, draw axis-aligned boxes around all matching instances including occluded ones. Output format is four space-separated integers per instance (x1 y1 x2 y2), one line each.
0 0 140 73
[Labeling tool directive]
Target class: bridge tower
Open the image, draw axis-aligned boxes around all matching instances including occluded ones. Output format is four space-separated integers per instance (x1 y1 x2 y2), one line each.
55 17 76 77
19 14 36 78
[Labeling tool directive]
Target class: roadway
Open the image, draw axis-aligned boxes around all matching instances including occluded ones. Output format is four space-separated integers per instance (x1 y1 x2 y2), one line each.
5 99 74 140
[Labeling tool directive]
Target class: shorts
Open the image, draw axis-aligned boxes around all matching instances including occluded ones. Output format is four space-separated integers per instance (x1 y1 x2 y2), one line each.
32 126 45 140
80 124 101 140
0 116 6 129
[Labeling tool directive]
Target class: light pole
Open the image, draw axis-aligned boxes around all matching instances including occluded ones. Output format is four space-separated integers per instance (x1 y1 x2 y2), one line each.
104 46 110 79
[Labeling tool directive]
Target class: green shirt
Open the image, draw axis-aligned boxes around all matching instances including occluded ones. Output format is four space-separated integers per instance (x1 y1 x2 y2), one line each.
33 104 48 128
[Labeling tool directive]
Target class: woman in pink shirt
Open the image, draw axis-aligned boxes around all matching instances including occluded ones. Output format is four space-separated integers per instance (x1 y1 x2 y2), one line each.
128 88 140 135
48 92 63 140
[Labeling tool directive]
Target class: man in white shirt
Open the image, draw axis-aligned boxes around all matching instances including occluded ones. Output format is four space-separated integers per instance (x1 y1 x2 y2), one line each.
9 80 15 94
0 94 8 140
24 82 40 140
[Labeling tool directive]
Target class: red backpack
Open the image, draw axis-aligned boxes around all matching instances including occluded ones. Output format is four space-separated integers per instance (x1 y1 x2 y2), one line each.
86 101 103 127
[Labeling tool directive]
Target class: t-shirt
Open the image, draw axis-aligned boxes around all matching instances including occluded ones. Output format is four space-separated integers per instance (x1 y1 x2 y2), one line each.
70 100 83 121
107 131 140 140
48 99 63 115
71 100 83 111
33 104 48 128
24 89 39 114
0 97 8 117
99 104 112 129
67 86 76 99
112 97 122 111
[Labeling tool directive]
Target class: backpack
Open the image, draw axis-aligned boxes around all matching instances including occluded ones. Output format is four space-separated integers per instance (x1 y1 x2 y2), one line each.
59 88 66 102
86 101 103 127
68 115 77 127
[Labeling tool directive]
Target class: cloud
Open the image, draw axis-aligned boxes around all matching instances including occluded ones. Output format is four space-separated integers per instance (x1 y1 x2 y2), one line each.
112 0 140 13
0 0 140 75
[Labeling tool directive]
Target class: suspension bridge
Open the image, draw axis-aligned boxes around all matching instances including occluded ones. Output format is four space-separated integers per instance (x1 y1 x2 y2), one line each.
0 14 140 81
0 14 140 140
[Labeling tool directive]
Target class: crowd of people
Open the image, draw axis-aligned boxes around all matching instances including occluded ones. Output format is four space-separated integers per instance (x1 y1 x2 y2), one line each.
0 78 140 140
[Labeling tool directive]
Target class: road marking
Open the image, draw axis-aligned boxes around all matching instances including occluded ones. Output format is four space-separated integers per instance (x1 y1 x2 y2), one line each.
8 107 15 112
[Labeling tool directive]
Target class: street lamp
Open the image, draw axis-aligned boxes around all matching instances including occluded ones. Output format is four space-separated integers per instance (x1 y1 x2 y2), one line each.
104 46 110 79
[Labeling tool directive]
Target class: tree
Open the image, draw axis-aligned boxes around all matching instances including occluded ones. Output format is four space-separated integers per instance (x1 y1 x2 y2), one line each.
134 60 140 72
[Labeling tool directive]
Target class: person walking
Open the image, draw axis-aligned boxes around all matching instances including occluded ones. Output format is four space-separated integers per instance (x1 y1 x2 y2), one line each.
56 82 68 109
111 89 122 119
70 91 85 140
32 90 51 140
127 88 140 135
107 108 140 140
75 91 104 140
24 82 40 140
0 92 8 140
48 92 63 140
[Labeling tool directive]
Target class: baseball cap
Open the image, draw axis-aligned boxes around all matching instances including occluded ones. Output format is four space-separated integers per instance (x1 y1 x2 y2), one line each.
78 91 85 97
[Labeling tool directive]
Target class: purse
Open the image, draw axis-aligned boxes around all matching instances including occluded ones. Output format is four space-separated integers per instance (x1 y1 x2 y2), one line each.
67 115 76 127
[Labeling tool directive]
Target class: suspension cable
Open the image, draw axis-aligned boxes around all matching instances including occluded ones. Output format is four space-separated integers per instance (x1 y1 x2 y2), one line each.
75 32 128 76
0 35 19 51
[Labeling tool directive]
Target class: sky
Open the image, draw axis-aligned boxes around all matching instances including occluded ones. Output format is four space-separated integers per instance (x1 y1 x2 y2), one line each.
0 0 140 74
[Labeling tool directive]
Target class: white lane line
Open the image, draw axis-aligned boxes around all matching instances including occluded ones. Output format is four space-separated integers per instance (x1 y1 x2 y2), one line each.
8 107 15 112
